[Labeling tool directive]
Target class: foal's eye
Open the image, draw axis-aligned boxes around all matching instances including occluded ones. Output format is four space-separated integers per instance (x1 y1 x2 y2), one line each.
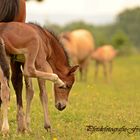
66 85 71 89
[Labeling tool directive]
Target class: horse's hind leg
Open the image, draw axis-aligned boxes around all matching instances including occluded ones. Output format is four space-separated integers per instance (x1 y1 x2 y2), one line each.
0 67 10 135
11 61 26 132
24 77 34 132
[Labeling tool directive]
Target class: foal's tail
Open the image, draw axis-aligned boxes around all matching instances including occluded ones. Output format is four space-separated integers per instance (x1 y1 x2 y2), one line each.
0 38 10 80
0 0 19 22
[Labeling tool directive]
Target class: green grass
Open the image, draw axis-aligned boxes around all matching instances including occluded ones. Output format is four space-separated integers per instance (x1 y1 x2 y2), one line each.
0 55 140 140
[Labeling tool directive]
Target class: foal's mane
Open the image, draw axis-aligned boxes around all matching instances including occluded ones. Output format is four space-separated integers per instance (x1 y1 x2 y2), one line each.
29 23 70 66
0 0 19 22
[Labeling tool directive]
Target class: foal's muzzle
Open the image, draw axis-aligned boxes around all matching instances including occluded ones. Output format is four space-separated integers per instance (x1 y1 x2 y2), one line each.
55 102 66 111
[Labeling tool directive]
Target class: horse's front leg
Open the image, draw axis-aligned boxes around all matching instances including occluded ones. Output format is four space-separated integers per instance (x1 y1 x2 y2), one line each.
11 61 26 132
24 77 34 132
38 79 51 131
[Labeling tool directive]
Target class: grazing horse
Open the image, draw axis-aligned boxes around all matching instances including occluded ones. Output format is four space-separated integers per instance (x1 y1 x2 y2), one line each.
60 29 95 81
91 45 118 81
0 22 78 134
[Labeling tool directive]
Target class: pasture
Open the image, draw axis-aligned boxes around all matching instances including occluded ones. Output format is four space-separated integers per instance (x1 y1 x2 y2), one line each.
0 55 140 140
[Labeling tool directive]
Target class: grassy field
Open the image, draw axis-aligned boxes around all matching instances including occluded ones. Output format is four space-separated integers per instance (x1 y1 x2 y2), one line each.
0 55 140 140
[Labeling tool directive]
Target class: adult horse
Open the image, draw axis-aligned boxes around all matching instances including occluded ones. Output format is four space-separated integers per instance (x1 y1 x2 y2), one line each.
91 45 118 81
0 22 78 134
60 29 95 81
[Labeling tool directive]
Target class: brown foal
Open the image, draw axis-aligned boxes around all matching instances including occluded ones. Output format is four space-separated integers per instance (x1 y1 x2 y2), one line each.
0 22 78 134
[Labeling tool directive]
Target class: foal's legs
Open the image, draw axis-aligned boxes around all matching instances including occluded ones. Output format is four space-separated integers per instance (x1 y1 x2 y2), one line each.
11 61 26 132
103 62 108 82
0 68 10 135
23 43 65 87
24 77 34 131
38 79 51 131
36 61 53 131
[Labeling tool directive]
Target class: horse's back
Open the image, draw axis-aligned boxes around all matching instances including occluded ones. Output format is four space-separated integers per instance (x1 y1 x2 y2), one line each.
71 29 94 50
70 29 94 61
0 22 40 53
92 45 117 62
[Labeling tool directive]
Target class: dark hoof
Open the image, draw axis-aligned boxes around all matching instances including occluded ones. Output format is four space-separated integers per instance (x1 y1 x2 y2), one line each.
44 125 51 132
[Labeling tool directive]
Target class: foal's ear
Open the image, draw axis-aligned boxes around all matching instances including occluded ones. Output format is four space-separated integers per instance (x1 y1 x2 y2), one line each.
68 65 79 75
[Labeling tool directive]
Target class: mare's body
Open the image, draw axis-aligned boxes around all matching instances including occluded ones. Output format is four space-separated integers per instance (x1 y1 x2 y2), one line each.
60 29 94 81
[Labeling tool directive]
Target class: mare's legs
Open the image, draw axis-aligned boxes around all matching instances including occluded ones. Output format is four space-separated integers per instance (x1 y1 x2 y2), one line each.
11 61 26 132
79 65 83 81
82 59 89 81
0 67 10 135
24 77 34 131
94 61 99 81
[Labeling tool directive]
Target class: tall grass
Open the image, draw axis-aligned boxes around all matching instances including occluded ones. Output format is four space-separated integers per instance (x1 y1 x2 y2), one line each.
0 55 140 140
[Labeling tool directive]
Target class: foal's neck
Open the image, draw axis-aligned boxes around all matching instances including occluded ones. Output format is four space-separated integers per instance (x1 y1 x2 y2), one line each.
48 38 70 77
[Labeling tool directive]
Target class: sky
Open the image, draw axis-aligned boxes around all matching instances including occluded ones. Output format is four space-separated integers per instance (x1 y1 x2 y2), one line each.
26 0 140 25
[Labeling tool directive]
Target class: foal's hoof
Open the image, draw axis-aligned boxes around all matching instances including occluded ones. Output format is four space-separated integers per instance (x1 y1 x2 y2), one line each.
44 125 51 132
57 80 66 89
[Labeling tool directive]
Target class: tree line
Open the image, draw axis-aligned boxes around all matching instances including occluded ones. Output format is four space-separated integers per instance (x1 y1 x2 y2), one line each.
45 7 140 55
26 1 140 55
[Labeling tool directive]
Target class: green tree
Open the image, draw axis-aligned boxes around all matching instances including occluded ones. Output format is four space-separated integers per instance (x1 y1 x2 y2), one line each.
111 30 135 55
117 7 140 48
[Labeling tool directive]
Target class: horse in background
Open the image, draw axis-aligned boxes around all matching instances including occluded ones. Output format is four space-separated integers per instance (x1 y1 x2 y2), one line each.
60 29 95 81
0 22 78 134
91 45 118 82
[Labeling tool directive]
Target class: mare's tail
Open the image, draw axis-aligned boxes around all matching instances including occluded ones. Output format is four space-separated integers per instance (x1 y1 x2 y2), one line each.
0 0 19 22
0 38 10 80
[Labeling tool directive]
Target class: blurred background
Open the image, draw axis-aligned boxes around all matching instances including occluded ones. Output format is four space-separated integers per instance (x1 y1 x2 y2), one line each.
25 0 140 55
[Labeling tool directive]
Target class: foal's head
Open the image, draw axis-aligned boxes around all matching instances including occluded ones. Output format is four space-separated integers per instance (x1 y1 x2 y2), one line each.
54 65 79 111
30 24 79 111
45 30 79 111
